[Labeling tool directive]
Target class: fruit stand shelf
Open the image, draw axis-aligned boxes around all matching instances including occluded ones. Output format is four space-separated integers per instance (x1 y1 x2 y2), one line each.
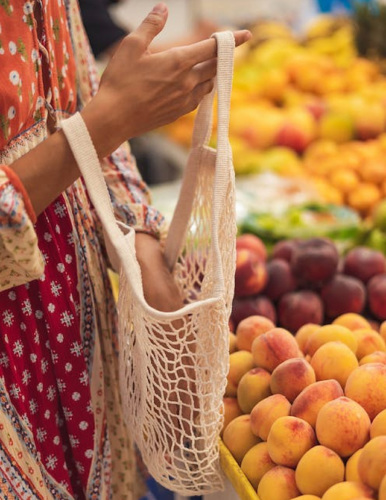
220 439 259 500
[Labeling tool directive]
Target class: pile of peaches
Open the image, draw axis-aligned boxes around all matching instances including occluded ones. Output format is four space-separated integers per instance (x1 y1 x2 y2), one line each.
223 312 386 499
232 233 386 333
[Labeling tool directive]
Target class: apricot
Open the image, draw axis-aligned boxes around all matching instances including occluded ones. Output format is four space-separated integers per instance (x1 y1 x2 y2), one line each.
235 315 275 351
295 445 345 496
237 367 272 414
229 332 237 353
225 350 254 397
345 363 386 420
222 414 261 464
321 481 374 500
370 409 386 438
354 328 386 359
345 448 363 482
258 466 300 500
295 323 320 352
381 321 386 343
291 379 344 428
267 416 316 468
310 341 358 388
251 327 301 372
221 397 242 436
305 324 358 356
250 394 291 441
379 474 386 500
278 290 324 333
315 397 370 457
292 496 321 500
240 442 275 490
321 274 366 319
332 312 372 331
270 358 316 402
357 436 386 489
359 350 386 365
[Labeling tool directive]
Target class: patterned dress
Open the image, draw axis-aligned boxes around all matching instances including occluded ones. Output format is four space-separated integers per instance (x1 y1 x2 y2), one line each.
0 0 166 498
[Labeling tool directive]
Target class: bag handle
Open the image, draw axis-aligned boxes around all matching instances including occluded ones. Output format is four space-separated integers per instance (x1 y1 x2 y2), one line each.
163 31 235 272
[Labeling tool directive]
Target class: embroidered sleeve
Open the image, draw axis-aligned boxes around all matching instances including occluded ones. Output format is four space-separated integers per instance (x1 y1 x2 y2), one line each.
0 166 44 291
101 142 168 241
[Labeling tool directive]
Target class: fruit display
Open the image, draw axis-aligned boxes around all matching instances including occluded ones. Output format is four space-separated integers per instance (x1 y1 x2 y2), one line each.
161 13 386 219
231 233 386 333
223 311 386 499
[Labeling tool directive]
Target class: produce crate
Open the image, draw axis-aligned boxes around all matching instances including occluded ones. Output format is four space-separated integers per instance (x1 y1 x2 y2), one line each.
219 439 259 500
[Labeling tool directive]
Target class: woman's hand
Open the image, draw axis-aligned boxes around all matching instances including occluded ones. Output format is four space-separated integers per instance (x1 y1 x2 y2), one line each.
81 3 251 158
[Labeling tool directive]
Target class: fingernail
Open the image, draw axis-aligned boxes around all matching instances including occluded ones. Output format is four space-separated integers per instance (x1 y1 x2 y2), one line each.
152 3 167 14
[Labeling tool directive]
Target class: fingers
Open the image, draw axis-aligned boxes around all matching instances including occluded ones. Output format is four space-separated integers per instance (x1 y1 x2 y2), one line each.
132 3 169 51
192 58 217 85
182 29 252 66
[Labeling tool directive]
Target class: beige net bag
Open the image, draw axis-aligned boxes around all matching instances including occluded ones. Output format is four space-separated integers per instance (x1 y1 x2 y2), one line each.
62 31 236 495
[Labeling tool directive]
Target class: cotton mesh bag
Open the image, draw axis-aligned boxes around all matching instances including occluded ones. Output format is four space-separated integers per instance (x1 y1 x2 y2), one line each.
62 31 237 495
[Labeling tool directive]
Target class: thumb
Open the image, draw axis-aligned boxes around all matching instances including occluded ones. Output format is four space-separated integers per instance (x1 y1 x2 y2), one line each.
134 3 168 50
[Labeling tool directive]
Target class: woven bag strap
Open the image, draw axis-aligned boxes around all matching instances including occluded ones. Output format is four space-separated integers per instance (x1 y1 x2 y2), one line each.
163 31 235 272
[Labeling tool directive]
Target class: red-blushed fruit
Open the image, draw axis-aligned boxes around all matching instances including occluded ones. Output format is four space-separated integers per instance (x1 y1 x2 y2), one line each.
343 246 386 284
235 315 275 351
291 237 339 286
367 273 386 321
263 259 296 302
278 290 324 333
321 274 366 319
271 239 299 263
231 295 277 328
234 248 268 297
236 233 267 262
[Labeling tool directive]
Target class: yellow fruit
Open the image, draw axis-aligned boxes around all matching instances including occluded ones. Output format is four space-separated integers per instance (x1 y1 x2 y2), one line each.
345 448 363 482
370 409 386 438
357 436 386 490
329 168 359 194
348 182 381 214
240 442 275 489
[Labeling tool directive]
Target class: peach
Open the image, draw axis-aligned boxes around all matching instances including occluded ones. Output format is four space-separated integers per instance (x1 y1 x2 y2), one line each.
267 416 316 468
360 351 386 365
263 259 296 302
258 466 300 500
305 324 358 356
345 448 363 482
234 248 268 297
270 358 316 402
354 328 386 359
379 474 386 500
321 481 374 500
295 323 320 352
231 295 277 327
291 379 344 428
222 414 261 464
235 315 275 351
343 246 386 284
229 332 237 353
236 233 267 262
221 397 243 436
292 496 321 500
381 321 386 343
310 341 359 388
321 275 366 319
250 394 291 441
225 350 254 397
278 290 324 334
332 313 372 331
290 237 339 286
237 367 272 414
251 327 300 372
315 397 370 457
272 239 299 263
345 363 386 420
358 435 386 490
367 273 386 321
240 442 276 490
370 408 386 438
295 445 345 496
